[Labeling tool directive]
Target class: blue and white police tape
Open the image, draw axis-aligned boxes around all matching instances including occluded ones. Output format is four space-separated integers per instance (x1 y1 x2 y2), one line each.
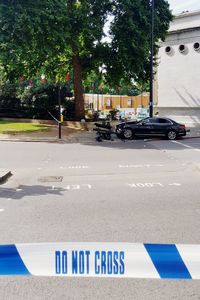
0 242 200 279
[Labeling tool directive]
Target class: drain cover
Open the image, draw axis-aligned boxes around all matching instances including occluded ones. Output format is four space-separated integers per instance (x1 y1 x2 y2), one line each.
38 176 63 183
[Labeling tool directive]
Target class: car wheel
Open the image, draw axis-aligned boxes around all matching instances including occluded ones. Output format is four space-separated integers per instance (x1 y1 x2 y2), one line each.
167 130 177 140
123 128 133 139
104 133 111 140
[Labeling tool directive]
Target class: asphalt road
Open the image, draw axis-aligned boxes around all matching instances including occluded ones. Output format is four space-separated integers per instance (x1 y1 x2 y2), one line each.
0 136 200 300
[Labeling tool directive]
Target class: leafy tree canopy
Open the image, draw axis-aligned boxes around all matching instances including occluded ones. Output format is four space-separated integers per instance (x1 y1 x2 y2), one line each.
0 0 172 119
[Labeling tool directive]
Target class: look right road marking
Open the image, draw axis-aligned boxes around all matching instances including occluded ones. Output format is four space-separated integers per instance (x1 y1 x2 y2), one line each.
127 182 182 188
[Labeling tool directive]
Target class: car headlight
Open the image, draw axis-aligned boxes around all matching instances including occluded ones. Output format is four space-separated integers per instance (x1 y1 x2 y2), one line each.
116 127 122 132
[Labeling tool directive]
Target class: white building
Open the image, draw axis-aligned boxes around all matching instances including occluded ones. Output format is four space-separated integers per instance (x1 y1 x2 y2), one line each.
156 10 200 125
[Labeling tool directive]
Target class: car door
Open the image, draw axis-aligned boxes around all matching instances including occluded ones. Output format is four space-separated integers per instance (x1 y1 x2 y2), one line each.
147 118 162 135
156 118 173 135
135 118 154 136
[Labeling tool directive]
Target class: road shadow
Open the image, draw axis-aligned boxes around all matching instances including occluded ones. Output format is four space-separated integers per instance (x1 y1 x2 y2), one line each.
0 185 65 200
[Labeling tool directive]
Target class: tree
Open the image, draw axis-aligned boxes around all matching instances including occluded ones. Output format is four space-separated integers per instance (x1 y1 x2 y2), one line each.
0 0 172 119
0 0 112 119
105 0 173 85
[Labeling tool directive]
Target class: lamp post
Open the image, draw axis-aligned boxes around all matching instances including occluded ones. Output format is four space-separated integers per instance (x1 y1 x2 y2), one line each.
58 85 62 139
149 0 154 117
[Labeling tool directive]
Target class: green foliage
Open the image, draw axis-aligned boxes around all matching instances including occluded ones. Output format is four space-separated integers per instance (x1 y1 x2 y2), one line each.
83 70 141 95
0 0 172 118
0 0 111 81
105 0 173 84
0 79 75 119
0 0 172 83
0 0 70 80
0 81 20 108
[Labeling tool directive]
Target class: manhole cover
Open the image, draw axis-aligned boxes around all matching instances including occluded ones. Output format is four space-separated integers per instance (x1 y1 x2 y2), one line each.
38 176 63 183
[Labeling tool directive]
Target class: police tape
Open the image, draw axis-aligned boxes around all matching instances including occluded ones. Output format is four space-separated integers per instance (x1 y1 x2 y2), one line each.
0 242 200 279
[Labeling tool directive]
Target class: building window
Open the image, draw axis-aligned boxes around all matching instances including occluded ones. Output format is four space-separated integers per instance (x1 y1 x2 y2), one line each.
165 46 174 56
194 42 200 52
165 46 172 54
179 44 188 54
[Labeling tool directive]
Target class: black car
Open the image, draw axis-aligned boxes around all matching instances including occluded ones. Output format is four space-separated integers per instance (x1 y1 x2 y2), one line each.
116 117 187 140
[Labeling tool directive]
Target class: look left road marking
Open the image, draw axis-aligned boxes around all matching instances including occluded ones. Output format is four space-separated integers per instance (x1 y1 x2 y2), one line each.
64 184 92 191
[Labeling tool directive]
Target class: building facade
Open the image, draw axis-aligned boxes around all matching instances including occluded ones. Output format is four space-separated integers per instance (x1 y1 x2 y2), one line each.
156 10 200 125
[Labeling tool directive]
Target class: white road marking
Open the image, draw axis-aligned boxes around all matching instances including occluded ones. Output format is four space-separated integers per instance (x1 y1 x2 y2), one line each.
60 166 89 169
127 182 181 188
68 166 89 169
119 164 143 168
71 185 80 190
172 140 200 152
64 184 92 191
127 182 164 188
82 184 92 189
0 209 4 212
16 188 23 192
119 164 164 169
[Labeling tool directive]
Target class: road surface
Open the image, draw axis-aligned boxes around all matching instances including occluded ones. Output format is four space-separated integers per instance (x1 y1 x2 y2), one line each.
0 136 200 299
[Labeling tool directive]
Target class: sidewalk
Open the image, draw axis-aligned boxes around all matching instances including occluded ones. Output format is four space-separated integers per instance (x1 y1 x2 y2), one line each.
0 125 86 143
0 123 199 144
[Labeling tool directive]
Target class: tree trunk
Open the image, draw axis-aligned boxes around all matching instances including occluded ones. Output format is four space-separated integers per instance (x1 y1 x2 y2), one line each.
72 54 85 120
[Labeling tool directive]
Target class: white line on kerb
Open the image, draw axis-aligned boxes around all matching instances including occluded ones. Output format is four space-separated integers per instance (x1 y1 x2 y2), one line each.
172 141 200 152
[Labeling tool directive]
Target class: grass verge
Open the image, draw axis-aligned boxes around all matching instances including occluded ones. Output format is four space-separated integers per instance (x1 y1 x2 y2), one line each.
0 120 50 134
